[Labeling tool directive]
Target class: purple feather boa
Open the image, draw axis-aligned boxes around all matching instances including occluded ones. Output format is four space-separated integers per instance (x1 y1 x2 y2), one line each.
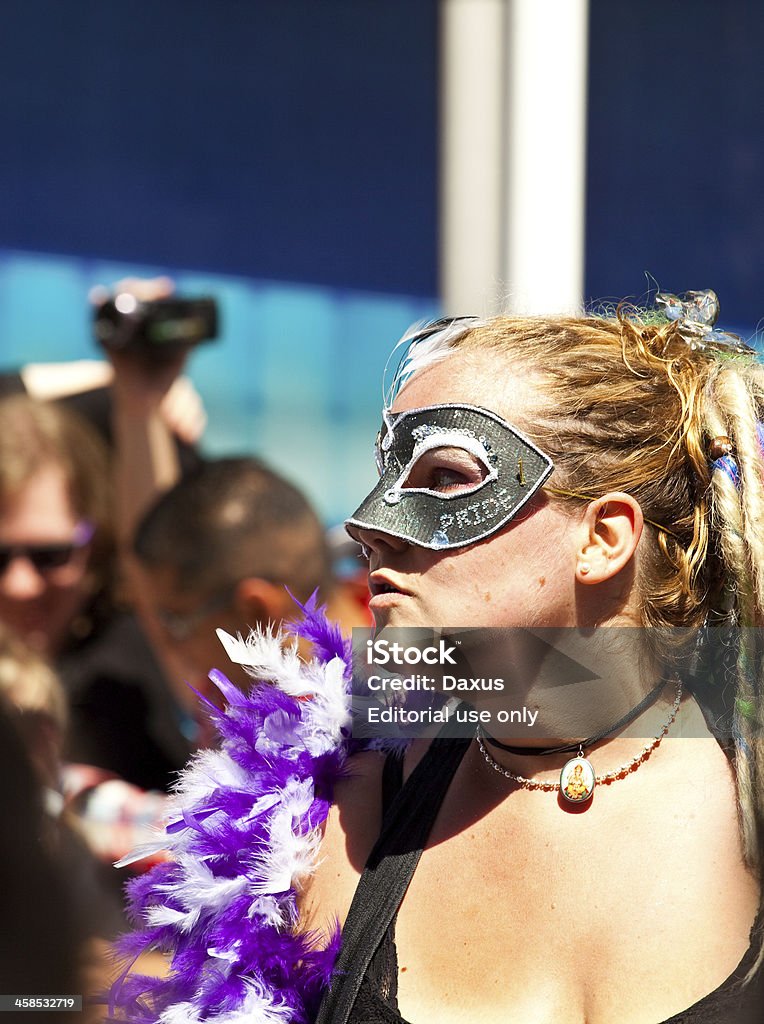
107 597 353 1024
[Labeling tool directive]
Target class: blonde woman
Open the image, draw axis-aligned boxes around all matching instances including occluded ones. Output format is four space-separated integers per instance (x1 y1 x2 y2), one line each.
112 293 764 1024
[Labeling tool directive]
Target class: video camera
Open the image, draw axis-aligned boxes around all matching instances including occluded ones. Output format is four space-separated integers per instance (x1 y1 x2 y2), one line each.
94 294 219 357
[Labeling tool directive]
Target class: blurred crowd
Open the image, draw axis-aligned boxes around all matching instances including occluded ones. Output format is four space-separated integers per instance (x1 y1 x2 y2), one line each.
0 279 370 1018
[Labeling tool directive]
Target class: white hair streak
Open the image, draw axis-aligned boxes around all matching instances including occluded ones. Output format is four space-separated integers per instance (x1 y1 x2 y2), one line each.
383 316 486 409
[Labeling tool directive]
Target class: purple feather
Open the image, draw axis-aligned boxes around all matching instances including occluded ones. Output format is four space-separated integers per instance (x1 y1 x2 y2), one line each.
286 591 352 669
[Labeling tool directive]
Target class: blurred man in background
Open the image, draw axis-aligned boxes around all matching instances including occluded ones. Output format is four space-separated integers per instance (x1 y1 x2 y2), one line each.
131 456 366 744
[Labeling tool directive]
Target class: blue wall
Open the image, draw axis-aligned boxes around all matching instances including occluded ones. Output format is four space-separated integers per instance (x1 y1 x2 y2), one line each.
586 1 764 332
1 1 438 296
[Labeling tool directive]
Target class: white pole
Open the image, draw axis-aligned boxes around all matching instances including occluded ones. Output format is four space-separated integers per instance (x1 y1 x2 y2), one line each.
439 0 506 316
503 0 589 314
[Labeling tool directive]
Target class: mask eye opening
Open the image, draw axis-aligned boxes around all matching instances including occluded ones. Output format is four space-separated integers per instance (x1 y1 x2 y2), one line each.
386 432 497 503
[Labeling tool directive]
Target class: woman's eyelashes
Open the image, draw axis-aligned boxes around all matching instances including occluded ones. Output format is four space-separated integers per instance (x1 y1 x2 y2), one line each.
402 447 487 494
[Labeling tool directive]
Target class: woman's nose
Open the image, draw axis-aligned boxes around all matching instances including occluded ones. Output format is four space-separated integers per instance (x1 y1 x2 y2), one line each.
346 523 410 559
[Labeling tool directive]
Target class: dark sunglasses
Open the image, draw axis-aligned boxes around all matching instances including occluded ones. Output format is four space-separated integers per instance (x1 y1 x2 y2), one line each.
0 521 95 575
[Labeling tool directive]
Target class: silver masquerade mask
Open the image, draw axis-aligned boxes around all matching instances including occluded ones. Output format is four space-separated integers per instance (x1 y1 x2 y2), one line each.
345 403 554 550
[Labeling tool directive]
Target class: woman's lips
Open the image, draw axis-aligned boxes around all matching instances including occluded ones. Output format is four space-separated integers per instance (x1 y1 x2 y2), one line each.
369 591 407 610
368 572 407 596
368 572 410 607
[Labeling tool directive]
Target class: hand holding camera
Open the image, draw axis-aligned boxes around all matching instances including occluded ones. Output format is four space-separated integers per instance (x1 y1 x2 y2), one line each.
95 277 214 442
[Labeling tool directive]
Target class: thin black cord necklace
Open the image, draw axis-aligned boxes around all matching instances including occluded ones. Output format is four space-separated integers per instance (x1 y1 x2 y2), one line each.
483 678 667 757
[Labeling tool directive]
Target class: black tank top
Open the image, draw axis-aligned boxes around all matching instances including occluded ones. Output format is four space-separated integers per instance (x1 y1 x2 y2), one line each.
314 737 764 1024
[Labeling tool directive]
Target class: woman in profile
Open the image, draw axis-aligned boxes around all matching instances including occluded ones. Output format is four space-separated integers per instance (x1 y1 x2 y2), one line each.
111 293 764 1024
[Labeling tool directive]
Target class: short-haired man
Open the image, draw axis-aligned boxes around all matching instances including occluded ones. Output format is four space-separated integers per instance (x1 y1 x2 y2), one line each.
133 457 366 743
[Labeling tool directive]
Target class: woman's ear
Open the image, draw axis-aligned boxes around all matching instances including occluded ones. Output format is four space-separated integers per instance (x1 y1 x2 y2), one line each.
574 492 643 585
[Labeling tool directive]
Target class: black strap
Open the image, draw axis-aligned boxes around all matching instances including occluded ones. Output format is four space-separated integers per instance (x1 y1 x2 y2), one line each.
314 735 471 1024
380 749 404 821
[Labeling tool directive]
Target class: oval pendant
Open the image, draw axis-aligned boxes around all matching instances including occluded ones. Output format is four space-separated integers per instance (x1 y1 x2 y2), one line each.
560 756 595 804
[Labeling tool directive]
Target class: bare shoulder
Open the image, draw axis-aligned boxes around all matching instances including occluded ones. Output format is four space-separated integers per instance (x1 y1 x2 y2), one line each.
299 749 387 936
299 740 434 937
328 737 430 853
333 748 389 866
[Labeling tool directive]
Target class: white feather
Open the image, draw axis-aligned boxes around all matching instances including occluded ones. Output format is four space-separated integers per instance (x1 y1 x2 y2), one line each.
114 835 172 869
159 1000 204 1024
145 906 189 928
159 984 294 1024
175 757 245 802
207 944 240 963
153 857 250 931
300 657 352 755
246 791 283 818
247 790 322 895
247 895 287 928
216 628 308 694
